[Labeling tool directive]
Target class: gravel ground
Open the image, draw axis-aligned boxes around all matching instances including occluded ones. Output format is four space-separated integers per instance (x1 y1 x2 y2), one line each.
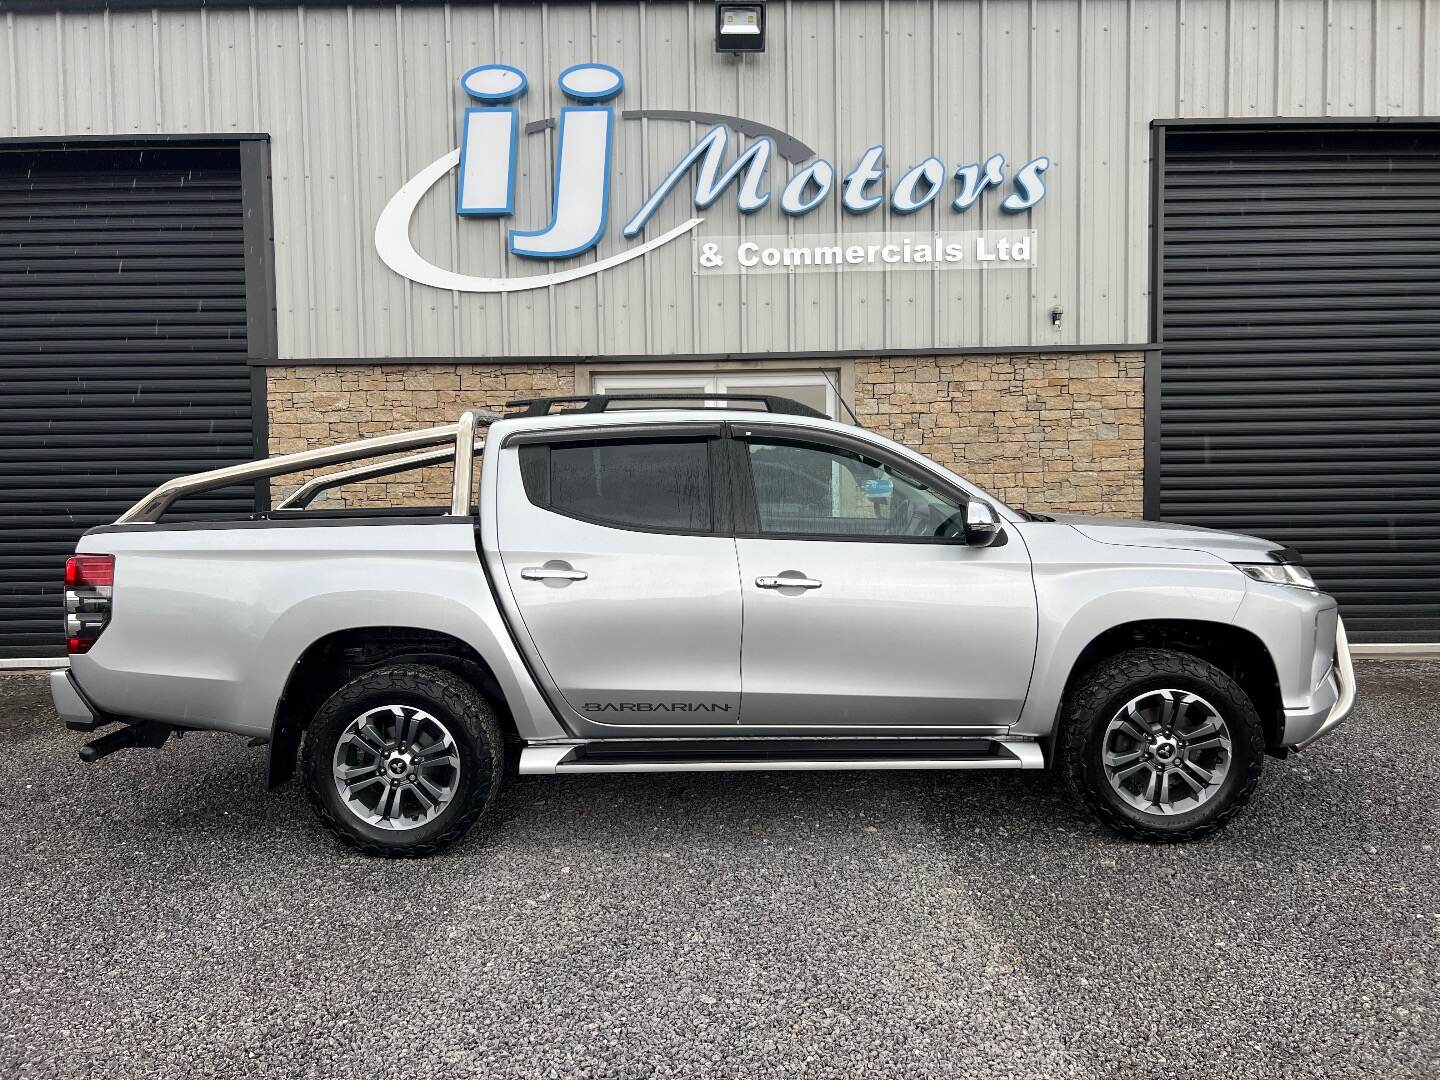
0 662 1436 1080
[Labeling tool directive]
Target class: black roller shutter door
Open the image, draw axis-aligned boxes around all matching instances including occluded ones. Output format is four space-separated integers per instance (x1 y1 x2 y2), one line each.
1157 124 1440 644
0 143 258 659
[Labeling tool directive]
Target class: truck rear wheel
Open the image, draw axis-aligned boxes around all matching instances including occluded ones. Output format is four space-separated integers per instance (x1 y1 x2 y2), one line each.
1058 648 1265 842
300 663 503 857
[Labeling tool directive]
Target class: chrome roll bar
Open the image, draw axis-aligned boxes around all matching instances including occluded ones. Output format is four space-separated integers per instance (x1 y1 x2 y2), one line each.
450 408 481 518
274 440 486 511
114 409 502 525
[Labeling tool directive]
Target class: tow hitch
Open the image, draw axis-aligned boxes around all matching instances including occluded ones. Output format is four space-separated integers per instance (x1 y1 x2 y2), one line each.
78 721 174 763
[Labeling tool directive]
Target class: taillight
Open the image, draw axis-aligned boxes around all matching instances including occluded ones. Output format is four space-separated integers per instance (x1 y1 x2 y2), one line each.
65 554 114 654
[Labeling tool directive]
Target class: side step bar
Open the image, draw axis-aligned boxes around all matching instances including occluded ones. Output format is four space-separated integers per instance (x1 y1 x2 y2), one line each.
519 738 1043 775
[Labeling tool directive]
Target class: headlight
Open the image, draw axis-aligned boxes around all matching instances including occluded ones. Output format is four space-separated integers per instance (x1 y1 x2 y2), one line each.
1237 562 1317 589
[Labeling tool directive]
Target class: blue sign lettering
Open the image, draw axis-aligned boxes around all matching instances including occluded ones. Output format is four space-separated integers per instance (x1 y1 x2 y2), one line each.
375 63 1052 293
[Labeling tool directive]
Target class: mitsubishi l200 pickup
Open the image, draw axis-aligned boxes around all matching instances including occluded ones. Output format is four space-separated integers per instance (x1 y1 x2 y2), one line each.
51 394 1354 856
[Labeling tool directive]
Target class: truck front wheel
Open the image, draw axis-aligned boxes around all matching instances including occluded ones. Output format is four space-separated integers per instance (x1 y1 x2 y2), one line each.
1058 648 1266 842
300 664 503 857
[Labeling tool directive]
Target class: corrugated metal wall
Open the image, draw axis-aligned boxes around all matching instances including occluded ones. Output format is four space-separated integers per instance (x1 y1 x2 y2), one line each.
0 0 1435 360
0 143 256 658
1156 124 1440 643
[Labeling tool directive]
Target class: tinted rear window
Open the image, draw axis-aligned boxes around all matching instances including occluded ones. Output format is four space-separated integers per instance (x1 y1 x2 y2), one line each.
532 438 713 533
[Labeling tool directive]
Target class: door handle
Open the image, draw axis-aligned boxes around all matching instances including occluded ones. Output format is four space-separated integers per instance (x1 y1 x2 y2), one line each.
521 566 589 582
756 575 822 590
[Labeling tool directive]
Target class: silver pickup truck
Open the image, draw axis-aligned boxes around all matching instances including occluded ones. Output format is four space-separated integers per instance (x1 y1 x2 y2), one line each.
51 394 1354 856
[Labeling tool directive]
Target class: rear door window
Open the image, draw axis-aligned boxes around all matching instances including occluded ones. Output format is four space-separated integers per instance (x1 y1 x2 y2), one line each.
519 436 715 534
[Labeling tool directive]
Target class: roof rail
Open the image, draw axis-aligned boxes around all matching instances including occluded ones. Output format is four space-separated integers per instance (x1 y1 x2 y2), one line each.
504 393 829 420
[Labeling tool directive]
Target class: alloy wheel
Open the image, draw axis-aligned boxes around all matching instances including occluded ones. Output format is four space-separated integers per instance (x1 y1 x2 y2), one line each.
1101 688 1233 817
331 704 462 831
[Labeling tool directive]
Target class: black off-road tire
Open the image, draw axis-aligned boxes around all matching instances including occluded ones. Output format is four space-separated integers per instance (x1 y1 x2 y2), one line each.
1058 648 1265 842
301 663 504 858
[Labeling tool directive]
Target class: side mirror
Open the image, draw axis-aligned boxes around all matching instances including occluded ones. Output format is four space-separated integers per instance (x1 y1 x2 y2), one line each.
964 500 1001 547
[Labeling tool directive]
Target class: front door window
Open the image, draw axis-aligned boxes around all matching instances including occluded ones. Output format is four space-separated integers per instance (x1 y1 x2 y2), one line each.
743 438 963 540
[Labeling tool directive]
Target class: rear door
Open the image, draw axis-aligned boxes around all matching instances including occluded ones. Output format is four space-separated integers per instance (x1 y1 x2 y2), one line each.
494 425 742 728
728 424 1038 730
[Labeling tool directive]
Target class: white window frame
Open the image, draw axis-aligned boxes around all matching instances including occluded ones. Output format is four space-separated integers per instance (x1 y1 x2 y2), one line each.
590 370 840 419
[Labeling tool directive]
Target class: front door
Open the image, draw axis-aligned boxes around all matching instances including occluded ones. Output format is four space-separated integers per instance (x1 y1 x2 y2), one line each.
495 426 742 728
729 425 1038 730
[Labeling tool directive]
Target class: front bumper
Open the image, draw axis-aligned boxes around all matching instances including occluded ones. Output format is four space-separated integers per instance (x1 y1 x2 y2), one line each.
50 669 104 731
1280 618 1356 750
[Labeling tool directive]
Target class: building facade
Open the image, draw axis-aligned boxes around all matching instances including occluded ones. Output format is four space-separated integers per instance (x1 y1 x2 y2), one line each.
1 0 1437 658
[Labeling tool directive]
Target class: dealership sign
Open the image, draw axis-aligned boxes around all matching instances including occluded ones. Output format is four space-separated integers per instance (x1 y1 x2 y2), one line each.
375 64 1050 293
695 230 1035 275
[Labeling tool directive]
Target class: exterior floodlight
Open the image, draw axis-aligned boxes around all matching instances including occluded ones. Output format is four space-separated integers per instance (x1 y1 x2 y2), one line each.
716 3 765 53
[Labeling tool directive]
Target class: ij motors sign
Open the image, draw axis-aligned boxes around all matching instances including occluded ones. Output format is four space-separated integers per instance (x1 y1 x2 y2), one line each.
375 63 1050 293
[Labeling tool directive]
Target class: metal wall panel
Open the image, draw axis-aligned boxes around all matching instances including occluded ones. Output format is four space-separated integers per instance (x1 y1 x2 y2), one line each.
1157 124 1440 643
0 0 1434 360
0 143 255 658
